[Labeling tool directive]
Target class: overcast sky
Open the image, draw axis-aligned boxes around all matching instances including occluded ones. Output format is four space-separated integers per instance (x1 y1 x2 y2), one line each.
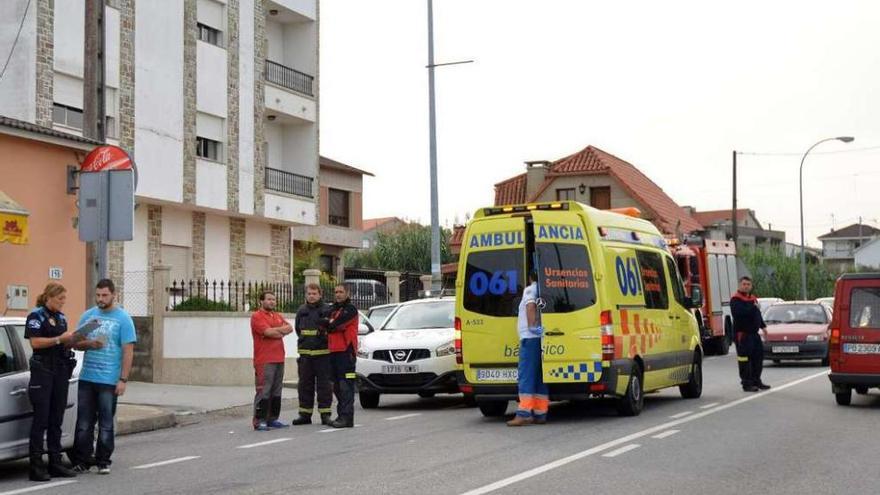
319 0 880 247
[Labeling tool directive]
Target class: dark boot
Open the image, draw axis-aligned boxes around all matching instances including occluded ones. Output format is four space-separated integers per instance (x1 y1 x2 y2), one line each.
329 417 354 428
29 455 51 482
48 458 77 478
320 413 332 426
290 414 312 426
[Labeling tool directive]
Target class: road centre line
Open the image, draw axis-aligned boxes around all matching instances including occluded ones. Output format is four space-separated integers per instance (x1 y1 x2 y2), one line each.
669 411 694 419
131 456 201 469
699 402 720 409
460 369 829 495
651 430 680 440
319 425 362 433
601 444 641 458
386 413 422 421
0 480 78 495
237 438 292 449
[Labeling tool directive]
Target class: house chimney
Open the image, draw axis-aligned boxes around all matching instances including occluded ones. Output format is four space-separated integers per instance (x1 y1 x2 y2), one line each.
682 206 696 216
525 160 552 201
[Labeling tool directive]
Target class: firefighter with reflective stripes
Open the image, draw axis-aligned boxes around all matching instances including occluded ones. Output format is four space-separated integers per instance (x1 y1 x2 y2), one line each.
320 284 360 429
731 276 770 392
508 271 549 426
291 283 333 425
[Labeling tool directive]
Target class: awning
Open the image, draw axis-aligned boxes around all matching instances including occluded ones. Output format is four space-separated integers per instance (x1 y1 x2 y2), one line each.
0 190 29 245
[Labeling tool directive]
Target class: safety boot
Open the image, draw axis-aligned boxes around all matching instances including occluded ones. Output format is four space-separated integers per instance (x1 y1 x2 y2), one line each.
291 414 312 426
506 416 534 427
329 417 354 428
48 457 77 478
29 455 51 482
320 413 332 426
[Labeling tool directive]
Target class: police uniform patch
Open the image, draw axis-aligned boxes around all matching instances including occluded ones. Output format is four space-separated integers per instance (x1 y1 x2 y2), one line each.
28 319 42 329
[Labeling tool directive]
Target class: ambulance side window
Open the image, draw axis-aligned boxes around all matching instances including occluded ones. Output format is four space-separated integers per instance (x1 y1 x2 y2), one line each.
536 243 596 313
463 249 524 317
635 250 669 310
666 256 688 308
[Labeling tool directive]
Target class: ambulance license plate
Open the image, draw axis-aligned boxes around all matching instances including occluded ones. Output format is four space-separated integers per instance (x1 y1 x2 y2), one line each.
772 346 799 354
476 369 518 382
843 343 880 354
382 365 419 374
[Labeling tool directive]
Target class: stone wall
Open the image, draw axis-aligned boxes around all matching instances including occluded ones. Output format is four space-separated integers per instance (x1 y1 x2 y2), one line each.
147 205 163 313
229 217 246 280
130 316 153 382
192 211 206 279
252 0 266 215
226 0 240 212
270 224 289 282
35 0 54 127
182 0 198 204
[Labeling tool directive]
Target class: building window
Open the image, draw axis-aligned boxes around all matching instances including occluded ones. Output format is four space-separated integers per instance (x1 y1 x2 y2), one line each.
105 115 117 139
319 255 334 274
590 186 611 210
196 136 222 161
328 189 350 227
197 23 223 47
52 103 84 129
556 188 576 201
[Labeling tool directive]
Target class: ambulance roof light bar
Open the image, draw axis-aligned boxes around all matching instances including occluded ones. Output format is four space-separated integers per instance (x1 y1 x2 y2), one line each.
484 202 569 216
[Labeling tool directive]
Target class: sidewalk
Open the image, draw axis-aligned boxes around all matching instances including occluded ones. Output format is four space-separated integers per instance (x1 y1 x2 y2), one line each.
117 381 299 436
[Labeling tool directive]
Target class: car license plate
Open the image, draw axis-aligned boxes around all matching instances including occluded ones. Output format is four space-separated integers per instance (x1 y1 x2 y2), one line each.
476 368 518 382
772 346 799 354
381 365 419 374
843 343 880 354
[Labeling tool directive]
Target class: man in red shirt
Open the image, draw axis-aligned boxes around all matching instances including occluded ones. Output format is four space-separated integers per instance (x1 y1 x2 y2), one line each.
320 284 360 428
250 291 293 430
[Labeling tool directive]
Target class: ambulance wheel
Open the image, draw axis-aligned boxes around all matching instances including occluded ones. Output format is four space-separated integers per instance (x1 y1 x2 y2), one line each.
855 386 869 395
359 391 380 409
616 364 644 416
834 389 852 406
679 354 703 399
478 400 509 418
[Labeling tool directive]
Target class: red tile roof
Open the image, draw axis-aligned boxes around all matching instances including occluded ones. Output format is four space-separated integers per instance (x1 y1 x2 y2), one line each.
362 217 403 232
449 225 466 254
692 209 753 228
320 156 375 177
494 145 702 235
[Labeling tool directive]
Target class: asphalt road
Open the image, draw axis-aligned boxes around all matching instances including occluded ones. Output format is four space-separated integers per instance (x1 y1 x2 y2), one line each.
1 353 877 495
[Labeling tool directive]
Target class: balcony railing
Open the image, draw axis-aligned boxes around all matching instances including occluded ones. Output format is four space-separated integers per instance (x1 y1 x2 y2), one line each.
265 60 314 97
265 167 314 198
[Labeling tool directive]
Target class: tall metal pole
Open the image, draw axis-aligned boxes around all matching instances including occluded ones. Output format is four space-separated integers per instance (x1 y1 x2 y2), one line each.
731 151 738 245
84 0 107 283
427 0 441 290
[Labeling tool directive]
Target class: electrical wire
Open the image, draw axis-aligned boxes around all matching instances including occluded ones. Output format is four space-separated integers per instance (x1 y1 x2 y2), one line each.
0 0 32 83
736 145 880 157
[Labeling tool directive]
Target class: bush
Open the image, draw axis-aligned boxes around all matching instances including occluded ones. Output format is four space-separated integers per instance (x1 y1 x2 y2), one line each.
172 297 236 312
739 246 835 300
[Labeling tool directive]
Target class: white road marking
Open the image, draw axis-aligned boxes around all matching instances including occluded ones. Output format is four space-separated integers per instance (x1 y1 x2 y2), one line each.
319 425 363 433
386 413 422 421
131 456 201 469
699 402 720 409
460 369 829 495
601 444 641 458
0 480 78 495
236 438 293 449
669 411 694 419
652 429 681 439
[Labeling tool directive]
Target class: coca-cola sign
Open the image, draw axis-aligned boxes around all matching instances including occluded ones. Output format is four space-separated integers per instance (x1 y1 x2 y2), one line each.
81 145 134 172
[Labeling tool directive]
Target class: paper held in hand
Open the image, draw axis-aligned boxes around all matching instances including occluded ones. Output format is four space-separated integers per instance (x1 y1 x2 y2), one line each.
75 319 101 337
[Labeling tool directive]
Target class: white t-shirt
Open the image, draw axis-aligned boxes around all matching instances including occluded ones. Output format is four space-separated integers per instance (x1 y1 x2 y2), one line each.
517 282 541 339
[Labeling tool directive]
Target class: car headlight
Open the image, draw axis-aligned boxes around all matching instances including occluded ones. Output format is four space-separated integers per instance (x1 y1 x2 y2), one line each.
806 334 826 342
356 348 370 359
436 341 455 357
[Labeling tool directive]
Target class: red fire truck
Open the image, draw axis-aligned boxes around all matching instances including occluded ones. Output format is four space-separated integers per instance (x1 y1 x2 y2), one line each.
669 238 740 355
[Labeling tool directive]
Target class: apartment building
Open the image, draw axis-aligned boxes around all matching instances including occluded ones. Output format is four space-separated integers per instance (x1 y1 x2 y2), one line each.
0 0 319 315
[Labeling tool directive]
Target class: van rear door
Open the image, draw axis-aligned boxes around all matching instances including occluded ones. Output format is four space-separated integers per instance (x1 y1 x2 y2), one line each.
530 211 603 383
839 282 880 374
460 216 526 384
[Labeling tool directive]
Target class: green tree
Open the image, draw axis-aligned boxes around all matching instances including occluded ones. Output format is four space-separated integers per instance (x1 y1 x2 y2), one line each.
344 224 453 272
739 246 836 300
292 240 337 285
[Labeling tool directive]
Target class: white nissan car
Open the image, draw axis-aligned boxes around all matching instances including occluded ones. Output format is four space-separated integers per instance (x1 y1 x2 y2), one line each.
355 297 458 408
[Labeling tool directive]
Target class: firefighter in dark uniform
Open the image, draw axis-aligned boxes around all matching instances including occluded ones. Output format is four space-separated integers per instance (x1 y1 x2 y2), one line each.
291 283 333 425
24 283 81 482
730 276 770 392
320 284 360 429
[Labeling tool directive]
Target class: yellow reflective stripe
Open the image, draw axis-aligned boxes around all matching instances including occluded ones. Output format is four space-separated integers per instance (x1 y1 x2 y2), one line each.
345 373 357 379
299 349 330 356
298 407 313 414
737 356 749 362
318 408 333 414
300 329 319 336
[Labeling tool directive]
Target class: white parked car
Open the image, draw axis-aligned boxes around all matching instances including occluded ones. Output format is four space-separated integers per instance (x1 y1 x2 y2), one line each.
355 297 458 408
0 317 79 462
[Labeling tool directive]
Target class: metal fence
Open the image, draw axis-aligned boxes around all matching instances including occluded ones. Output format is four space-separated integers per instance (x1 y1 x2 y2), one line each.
121 271 149 316
166 279 337 313
342 268 427 309
265 168 313 198
265 60 314 97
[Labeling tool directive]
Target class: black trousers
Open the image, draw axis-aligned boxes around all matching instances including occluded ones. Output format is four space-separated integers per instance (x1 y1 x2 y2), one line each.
297 354 333 416
27 356 70 461
330 349 357 420
736 332 764 388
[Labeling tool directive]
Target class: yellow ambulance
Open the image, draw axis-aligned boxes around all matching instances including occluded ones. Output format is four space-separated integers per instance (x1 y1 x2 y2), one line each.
454 201 703 417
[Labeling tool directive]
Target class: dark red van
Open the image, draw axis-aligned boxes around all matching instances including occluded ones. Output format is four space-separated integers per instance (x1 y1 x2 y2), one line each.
828 273 880 405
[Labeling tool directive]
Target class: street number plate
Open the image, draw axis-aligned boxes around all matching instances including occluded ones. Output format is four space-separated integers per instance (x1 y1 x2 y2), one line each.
772 346 799 354
476 368 518 382
843 343 880 354
381 365 419 374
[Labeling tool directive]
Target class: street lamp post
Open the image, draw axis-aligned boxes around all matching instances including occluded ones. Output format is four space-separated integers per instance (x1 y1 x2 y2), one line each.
799 136 854 300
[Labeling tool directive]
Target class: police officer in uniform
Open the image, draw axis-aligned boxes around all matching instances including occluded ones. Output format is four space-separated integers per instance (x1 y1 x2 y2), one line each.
730 276 770 392
320 284 360 429
25 283 81 482
291 283 333 425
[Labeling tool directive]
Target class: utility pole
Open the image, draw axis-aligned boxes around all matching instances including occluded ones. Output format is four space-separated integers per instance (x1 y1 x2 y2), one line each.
731 150 738 245
83 0 107 284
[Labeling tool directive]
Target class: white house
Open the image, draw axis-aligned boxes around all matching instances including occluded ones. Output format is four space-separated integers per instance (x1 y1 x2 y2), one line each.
855 238 880 269
0 0 319 315
818 223 880 273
